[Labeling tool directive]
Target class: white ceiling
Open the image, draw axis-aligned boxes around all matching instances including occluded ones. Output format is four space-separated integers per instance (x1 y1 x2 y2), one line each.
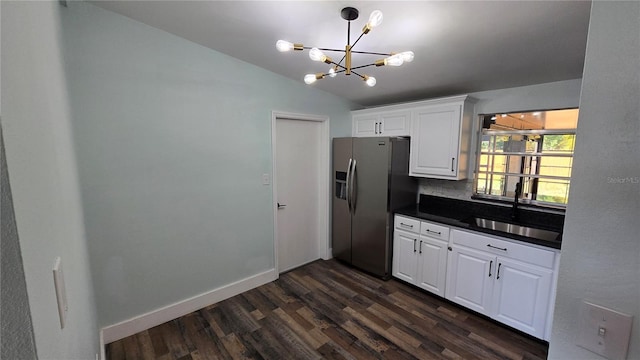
90 1 591 107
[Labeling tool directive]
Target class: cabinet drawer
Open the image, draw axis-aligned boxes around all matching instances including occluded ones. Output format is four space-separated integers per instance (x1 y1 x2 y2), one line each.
395 215 420 234
420 221 450 241
451 229 556 268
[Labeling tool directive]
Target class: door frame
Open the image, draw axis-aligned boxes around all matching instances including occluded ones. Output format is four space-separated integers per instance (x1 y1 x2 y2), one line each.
271 111 331 274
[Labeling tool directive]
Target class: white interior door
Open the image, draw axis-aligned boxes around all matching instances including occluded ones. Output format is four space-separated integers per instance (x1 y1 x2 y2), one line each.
275 116 327 272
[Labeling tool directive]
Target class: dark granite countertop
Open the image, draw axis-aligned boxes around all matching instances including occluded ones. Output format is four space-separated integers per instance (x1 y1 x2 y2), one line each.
395 195 564 250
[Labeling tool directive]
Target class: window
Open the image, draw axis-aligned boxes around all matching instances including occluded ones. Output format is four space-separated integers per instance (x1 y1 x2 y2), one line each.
474 109 579 208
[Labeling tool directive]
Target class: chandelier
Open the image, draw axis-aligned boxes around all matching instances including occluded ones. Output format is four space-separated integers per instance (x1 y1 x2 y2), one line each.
276 7 414 87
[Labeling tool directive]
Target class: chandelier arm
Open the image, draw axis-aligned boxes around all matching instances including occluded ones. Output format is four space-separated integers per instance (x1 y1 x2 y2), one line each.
303 47 346 53
350 31 367 49
350 70 367 80
350 50 394 56
320 68 347 77
329 61 348 70
349 63 377 71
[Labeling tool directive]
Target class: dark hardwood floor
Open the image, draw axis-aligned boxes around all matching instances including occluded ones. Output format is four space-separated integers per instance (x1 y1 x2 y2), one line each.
106 259 548 360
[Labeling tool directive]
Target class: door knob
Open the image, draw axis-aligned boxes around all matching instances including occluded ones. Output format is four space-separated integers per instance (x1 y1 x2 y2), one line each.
277 202 287 209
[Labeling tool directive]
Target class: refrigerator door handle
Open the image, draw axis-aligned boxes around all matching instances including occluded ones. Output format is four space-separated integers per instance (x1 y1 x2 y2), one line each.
346 158 353 213
351 159 357 213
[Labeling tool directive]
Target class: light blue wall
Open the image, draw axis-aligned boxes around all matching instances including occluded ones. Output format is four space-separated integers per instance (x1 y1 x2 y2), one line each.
549 2 639 359
1 1 99 358
60 2 355 327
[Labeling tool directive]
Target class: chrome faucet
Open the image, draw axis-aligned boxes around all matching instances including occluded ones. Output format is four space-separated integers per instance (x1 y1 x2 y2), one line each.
512 182 522 221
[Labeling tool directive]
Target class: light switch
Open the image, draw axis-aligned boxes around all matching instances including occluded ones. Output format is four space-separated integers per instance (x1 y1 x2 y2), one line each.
262 173 270 185
577 301 633 360
52 257 68 329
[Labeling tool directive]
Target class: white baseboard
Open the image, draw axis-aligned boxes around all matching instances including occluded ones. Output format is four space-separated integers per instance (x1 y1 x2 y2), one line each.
101 268 278 344
324 247 333 260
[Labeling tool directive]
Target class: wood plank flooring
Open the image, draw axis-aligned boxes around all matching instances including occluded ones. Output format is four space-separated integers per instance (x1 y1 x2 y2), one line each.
106 259 548 360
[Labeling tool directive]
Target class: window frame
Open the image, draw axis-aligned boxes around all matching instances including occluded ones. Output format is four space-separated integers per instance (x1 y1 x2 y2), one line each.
472 112 577 210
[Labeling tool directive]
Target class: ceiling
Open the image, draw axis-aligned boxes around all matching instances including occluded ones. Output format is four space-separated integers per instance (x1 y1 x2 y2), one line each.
90 1 591 107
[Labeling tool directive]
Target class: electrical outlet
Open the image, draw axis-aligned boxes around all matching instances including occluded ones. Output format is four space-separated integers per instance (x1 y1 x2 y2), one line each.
262 173 270 185
577 301 633 360
52 257 68 329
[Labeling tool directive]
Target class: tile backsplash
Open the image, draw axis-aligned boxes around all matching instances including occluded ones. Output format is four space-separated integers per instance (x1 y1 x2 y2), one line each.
418 178 474 200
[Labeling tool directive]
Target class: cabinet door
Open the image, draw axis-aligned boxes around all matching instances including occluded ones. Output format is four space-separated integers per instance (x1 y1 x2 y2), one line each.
392 229 419 284
417 236 448 297
380 111 410 136
353 114 379 137
410 104 463 178
492 258 553 339
446 246 495 316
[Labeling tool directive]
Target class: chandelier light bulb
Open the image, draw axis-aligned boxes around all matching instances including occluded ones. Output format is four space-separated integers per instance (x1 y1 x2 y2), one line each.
328 67 337 78
368 10 383 28
399 51 415 62
276 40 294 52
384 54 404 66
309 48 327 62
364 76 377 87
304 74 318 84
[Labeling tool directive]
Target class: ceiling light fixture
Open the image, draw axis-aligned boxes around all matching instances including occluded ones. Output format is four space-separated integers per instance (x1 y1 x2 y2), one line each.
276 7 414 87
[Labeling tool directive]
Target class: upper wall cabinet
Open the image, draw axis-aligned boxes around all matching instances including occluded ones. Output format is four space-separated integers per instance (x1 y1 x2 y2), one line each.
352 95 476 179
352 110 411 137
409 95 475 179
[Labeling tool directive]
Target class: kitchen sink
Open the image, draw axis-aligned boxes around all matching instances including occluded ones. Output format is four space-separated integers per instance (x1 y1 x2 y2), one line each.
472 217 560 241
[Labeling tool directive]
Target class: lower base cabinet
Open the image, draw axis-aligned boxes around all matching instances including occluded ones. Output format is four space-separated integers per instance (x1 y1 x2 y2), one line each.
393 215 558 340
392 229 420 284
392 216 449 297
445 229 555 340
416 236 448 297
446 245 495 315
490 258 553 338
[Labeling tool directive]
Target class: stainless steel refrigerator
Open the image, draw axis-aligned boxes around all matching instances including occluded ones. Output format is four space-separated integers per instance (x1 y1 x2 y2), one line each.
332 137 417 279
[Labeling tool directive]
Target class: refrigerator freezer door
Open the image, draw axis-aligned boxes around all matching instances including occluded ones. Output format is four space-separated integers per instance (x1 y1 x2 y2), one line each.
332 138 353 263
351 137 391 277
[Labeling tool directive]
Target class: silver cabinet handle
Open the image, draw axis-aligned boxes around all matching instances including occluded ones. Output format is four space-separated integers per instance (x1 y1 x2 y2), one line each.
425 229 441 235
497 263 502 279
487 244 508 251
419 240 423 254
400 223 414 229
375 122 379 134
451 157 455 172
413 238 417 253
489 260 493 277
277 202 286 209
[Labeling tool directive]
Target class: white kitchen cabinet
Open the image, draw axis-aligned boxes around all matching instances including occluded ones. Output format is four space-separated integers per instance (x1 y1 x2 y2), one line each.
445 229 556 339
491 257 553 338
392 229 419 284
352 113 378 137
446 245 495 315
393 215 449 296
352 95 474 177
416 236 448 297
392 213 559 340
409 95 475 179
352 110 410 137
